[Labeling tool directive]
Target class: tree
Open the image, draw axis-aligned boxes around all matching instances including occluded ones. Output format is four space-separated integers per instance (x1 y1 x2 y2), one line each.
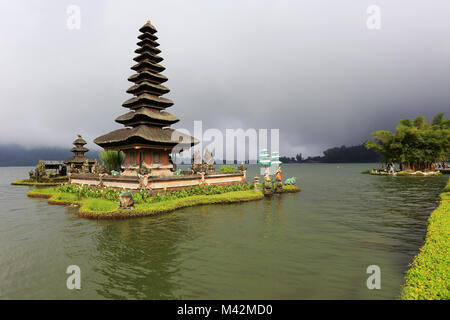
365 114 450 171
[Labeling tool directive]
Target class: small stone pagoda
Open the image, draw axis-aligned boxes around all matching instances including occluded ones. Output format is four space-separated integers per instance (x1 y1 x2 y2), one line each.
94 20 197 176
65 135 96 170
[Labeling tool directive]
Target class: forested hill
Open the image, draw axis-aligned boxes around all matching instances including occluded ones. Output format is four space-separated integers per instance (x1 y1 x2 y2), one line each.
0 143 381 167
281 144 382 163
0 145 100 167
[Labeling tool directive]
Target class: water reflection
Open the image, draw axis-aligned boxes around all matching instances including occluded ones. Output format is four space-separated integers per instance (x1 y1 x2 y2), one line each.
1 165 448 299
92 216 191 299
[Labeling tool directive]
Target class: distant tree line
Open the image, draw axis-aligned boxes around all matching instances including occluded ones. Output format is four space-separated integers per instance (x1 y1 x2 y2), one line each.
0 145 100 167
280 144 381 163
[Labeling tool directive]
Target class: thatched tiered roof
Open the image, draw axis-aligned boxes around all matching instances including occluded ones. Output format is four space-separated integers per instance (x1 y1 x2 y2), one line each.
94 20 197 150
65 135 95 165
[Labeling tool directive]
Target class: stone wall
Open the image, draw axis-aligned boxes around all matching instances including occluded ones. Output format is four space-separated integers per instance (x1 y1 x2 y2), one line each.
69 172 246 191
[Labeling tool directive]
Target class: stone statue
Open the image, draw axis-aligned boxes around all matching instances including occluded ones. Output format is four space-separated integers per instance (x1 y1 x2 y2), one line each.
275 166 283 193
119 191 134 209
191 149 203 173
35 160 48 182
284 177 296 185
193 149 202 165
275 167 282 183
110 170 120 176
29 170 36 180
204 148 213 165
81 159 90 174
263 174 273 196
138 166 150 176
91 160 101 174
238 162 247 172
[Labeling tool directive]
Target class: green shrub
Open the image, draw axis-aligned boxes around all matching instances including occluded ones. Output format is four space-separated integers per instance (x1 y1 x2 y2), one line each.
281 185 300 193
99 150 125 173
360 170 370 174
85 198 118 212
27 187 57 195
56 183 254 205
53 193 79 202
51 176 69 182
220 165 236 173
401 178 450 300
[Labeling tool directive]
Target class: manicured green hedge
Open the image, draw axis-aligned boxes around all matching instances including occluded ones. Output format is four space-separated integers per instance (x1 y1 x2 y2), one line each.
281 185 301 193
11 179 65 186
401 179 450 300
56 183 255 204
27 186 263 219
219 165 236 173
79 190 263 219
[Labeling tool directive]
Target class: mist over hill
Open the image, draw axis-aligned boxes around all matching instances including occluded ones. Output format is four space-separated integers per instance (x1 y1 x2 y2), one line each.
0 143 381 167
280 144 381 163
0 145 101 167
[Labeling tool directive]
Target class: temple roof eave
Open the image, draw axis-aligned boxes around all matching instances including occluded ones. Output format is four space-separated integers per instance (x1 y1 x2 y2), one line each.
131 61 165 73
126 81 170 95
64 155 96 164
70 146 89 153
115 109 179 124
139 22 157 34
137 39 160 48
122 94 174 109
137 32 158 41
135 45 161 55
94 126 198 148
128 71 168 84
133 52 163 64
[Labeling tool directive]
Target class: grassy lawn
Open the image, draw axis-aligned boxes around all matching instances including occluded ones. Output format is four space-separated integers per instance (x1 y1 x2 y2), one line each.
281 185 301 193
401 178 450 300
28 187 60 196
27 187 264 219
12 179 65 186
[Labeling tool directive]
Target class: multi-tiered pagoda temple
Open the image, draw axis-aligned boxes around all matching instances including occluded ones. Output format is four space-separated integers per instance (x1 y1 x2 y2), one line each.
65 135 96 169
94 20 197 176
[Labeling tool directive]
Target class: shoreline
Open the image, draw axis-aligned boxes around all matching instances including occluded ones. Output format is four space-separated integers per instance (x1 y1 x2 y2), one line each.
400 178 450 300
11 179 67 186
26 185 300 219
26 188 280 219
362 170 443 177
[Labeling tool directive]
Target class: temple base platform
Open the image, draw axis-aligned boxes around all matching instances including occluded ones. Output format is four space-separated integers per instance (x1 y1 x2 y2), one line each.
69 172 246 191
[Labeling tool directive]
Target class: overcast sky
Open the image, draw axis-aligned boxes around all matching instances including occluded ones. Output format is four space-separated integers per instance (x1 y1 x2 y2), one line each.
1 0 449 157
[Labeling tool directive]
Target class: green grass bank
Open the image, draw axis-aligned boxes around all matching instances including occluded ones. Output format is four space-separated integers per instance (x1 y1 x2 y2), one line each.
11 179 67 186
400 178 450 300
27 187 265 219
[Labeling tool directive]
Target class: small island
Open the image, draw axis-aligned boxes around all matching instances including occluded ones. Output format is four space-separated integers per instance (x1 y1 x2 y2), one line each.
22 20 300 219
362 114 450 176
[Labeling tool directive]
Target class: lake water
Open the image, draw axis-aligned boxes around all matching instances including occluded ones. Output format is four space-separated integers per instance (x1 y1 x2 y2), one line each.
0 164 447 299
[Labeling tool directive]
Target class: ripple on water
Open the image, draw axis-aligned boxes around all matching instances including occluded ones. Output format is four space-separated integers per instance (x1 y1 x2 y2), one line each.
0 165 447 299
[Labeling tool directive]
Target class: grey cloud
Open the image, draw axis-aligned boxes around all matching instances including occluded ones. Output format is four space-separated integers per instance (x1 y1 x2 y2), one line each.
0 0 449 156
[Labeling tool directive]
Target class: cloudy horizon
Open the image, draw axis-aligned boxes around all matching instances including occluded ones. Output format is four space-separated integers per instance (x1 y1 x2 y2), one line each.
1 0 449 157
